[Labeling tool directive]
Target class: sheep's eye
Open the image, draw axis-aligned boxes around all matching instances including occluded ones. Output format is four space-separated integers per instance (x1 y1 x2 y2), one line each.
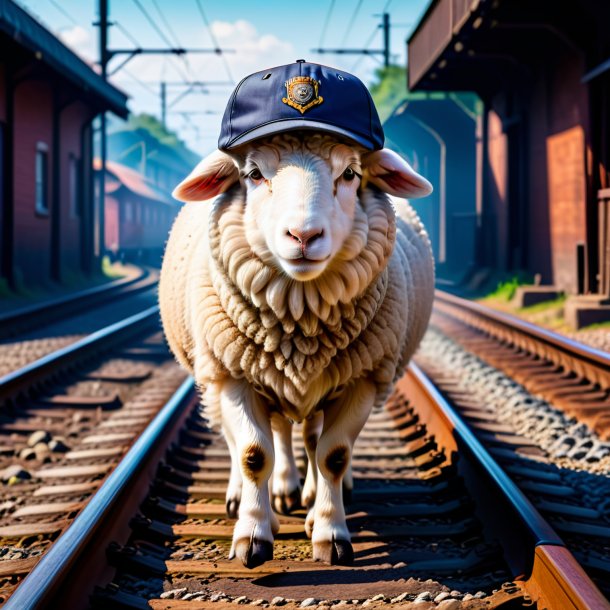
342 167 357 181
247 168 263 182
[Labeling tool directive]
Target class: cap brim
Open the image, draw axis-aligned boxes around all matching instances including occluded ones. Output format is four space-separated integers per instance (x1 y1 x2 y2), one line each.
222 119 378 151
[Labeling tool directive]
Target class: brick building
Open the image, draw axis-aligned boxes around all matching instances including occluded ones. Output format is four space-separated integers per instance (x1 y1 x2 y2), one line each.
100 160 179 265
0 0 128 290
408 0 610 322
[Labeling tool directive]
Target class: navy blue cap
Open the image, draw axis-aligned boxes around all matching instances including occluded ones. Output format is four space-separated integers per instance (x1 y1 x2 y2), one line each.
218 60 384 151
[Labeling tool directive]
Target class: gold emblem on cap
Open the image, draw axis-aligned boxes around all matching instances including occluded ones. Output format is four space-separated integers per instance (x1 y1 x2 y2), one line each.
282 76 323 114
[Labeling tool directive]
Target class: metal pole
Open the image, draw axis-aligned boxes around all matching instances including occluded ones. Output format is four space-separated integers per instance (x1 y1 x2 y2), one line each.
161 81 167 127
97 0 109 262
383 13 390 68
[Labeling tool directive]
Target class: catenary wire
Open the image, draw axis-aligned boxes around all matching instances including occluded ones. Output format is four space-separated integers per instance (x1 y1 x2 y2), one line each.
318 0 336 48
47 0 79 27
193 0 235 83
339 0 364 47
351 25 380 71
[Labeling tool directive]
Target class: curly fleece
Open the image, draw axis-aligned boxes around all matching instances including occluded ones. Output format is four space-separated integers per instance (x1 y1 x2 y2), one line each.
159 137 434 423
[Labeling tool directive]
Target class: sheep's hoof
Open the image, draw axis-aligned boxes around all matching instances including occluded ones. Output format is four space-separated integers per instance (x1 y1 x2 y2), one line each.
233 537 273 569
226 498 240 519
273 488 302 515
313 538 353 565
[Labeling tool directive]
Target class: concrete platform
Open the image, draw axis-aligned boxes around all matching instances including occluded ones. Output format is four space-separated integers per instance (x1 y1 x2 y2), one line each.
512 285 562 308
564 295 610 329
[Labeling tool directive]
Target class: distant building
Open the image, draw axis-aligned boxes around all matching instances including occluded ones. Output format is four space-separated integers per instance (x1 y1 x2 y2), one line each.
384 93 478 282
107 120 199 196
0 0 128 290
98 160 179 265
408 0 610 324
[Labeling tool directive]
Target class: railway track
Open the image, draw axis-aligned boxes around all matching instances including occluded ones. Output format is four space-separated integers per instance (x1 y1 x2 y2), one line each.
0 266 156 342
415 290 610 602
0 271 160 379
0 303 187 604
2 363 606 609
432 290 610 439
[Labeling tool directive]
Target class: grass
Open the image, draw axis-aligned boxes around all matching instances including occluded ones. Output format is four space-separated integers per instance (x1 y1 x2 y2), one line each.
481 276 531 303
578 320 610 332
101 256 128 280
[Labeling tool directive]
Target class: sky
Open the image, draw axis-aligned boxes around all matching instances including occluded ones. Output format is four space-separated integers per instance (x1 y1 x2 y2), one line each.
17 0 431 157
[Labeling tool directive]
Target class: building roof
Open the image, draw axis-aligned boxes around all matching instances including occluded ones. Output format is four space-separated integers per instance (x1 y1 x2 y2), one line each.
95 159 177 207
0 0 128 117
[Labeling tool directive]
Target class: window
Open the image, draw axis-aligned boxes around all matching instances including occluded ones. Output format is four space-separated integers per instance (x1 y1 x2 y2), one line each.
35 143 49 215
69 155 80 218
124 201 133 222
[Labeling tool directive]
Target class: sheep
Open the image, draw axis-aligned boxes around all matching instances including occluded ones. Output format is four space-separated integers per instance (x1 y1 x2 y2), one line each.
159 131 434 568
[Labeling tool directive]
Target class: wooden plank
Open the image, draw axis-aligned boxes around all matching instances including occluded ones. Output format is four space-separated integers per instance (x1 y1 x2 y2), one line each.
34 481 100 496
83 433 134 444
0 521 67 538
13 501 84 517
34 464 111 479
66 446 125 460
162 558 347 576
0 556 39 576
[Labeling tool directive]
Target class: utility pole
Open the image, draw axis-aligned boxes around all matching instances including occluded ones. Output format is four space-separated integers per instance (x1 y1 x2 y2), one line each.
313 13 391 68
160 81 166 127
382 12 390 68
94 0 233 262
97 0 109 261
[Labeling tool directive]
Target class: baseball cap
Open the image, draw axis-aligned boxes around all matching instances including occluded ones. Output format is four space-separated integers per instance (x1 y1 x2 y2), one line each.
218 60 384 151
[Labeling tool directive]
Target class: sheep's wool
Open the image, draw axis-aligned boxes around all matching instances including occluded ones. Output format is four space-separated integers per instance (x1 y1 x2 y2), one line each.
160 144 433 424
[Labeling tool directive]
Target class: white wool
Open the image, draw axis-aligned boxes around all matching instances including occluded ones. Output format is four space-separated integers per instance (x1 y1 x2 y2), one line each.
159 135 434 424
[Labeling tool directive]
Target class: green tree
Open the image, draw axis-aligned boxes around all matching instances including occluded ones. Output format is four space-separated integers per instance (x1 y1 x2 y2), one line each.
369 65 407 123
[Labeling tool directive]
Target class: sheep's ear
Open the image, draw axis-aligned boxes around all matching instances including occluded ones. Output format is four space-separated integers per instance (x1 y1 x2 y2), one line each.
362 148 432 198
173 150 239 202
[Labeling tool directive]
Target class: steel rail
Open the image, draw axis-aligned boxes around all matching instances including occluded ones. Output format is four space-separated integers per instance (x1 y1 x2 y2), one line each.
3 376 196 610
400 364 610 610
434 289 610 387
0 305 160 401
0 267 154 340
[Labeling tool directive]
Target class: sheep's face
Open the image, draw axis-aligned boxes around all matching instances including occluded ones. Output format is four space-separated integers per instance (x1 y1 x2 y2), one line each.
239 137 361 280
173 132 432 282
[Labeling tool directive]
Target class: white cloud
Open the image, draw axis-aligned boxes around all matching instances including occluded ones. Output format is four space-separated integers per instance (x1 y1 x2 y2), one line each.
109 19 296 157
58 25 96 62
210 19 295 80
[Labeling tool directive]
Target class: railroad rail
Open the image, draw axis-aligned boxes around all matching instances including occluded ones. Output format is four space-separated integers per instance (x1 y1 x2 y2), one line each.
0 266 156 341
0 304 188 604
3 364 606 609
433 290 610 439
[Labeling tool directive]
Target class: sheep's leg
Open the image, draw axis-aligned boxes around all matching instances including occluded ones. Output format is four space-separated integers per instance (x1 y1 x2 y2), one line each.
310 379 375 566
270 413 302 514
220 379 278 568
222 418 242 519
301 410 323 512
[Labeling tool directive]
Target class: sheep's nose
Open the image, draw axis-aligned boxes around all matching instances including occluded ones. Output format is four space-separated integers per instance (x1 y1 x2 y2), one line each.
286 227 324 249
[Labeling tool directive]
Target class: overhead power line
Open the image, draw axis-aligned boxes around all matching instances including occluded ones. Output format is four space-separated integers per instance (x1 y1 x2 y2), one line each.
47 0 79 26
194 0 234 83
114 21 141 48
340 0 363 47
314 13 391 69
351 26 379 71
132 0 174 48
318 0 336 48
151 0 182 48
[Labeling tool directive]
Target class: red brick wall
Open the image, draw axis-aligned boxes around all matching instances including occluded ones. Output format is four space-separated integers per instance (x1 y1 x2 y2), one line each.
13 79 53 287
485 51 590 292
59 101 92 278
